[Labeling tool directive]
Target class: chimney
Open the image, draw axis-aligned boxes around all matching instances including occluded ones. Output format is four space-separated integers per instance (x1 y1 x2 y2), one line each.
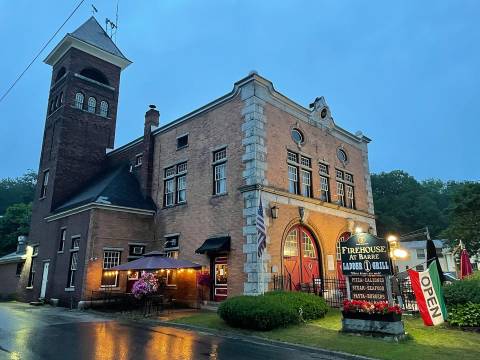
145 104 160 131
140 105 160 198
17 235 27 254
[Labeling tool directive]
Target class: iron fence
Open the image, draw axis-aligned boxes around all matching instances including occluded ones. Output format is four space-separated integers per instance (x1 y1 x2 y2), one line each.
272 275 347 308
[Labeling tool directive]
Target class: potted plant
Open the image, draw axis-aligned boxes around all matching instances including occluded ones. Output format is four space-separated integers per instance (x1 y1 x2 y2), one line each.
132 272 159 299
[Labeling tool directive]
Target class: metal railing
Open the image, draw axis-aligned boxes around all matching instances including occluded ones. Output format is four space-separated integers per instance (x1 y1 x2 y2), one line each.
272 275 347 308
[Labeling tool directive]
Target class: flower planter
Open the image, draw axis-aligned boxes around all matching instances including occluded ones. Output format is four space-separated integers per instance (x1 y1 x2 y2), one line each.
342 311 402 322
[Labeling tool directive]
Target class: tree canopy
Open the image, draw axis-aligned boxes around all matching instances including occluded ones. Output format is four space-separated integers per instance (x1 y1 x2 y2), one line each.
372 170 478 254
0 170 36 214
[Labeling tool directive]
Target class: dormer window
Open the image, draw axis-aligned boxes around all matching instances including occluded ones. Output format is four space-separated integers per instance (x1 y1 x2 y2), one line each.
100 101 109 117
87 97 96 113
74 93 84 109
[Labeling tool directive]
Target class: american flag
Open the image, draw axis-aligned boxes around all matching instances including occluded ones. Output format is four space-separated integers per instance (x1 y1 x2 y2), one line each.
257 196 267 258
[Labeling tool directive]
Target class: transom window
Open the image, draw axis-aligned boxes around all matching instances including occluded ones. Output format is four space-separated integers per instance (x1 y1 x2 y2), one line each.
319 163 329 175
213 148 227 163
71 236 80 250
287 151 298 163
164 162 188 206
303 232 316 258
345 173 354 183
283 229 298 257
300 156 311 168
87 97 96 113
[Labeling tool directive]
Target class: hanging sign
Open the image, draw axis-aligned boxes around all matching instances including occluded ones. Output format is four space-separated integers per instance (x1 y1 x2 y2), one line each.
340 233 392 276
349 275 388 302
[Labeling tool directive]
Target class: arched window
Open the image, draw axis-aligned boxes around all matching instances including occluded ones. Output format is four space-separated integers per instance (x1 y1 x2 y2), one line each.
87 97 96 113
80 68 109 85
283 229 298 257
74 93 84 109
100 101 109 117
55 67 66 83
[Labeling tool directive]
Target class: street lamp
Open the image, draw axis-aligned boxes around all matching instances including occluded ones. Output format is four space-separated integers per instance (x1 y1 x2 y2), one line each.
392 248 408 259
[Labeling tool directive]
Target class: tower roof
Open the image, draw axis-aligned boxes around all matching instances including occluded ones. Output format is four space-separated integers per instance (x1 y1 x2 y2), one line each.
44 17 131 70
70 17 127 60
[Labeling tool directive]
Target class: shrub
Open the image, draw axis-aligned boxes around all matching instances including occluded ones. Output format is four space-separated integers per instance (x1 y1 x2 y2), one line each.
218 291 328 331
448 302 480 327
443 274 480 305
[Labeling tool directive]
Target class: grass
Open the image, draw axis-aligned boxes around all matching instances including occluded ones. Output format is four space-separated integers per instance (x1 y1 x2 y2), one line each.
170 309 480 360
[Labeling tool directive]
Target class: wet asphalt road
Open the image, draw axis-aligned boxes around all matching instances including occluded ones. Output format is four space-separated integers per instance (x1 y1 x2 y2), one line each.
0 302 341 360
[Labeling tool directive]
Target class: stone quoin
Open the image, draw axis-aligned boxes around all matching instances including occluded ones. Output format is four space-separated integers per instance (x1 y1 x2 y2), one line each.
0 17 377 306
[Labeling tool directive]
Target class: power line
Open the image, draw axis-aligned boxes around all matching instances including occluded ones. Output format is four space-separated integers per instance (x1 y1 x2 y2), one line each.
0 0 86 105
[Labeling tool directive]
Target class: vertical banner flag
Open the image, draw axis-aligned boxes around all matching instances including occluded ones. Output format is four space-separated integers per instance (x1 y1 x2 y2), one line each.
257 196 266 258
408 262 448 326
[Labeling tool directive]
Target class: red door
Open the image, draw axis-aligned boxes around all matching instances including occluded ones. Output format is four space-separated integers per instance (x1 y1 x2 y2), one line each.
283 225 320 290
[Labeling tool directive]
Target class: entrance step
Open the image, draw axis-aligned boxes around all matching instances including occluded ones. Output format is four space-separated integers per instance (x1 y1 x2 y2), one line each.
29 301 44 306
200 301 221 312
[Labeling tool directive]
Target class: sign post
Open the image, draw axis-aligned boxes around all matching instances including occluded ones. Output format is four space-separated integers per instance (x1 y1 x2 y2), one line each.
340 233 393 303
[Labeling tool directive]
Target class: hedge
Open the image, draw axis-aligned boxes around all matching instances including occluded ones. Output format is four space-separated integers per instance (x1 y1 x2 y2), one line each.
218 291 328 331
448 302 480 327
443 273 480 305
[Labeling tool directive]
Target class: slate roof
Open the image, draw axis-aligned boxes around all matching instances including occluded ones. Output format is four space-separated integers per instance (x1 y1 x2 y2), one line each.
54 165 155 214
0 251 25 264
69 17 128 60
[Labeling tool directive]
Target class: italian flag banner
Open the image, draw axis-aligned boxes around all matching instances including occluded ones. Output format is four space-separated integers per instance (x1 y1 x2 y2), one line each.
408 262 448 326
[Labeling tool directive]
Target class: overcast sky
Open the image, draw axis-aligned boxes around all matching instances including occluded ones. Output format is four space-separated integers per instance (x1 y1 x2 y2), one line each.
0 0 479 181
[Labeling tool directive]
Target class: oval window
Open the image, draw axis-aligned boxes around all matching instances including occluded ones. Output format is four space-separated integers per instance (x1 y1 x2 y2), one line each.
337 148 348 163
291 128 304 144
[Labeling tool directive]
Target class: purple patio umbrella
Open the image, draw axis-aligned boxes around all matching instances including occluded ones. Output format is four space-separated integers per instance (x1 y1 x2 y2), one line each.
111 251 202 271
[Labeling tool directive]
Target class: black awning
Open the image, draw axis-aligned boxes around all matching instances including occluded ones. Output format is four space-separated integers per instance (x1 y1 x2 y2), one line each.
195 236 231 254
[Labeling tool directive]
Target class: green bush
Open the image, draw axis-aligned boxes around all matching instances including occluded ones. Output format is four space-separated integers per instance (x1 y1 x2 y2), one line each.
218 291 328 331
443 273 480 305
448 302 480 327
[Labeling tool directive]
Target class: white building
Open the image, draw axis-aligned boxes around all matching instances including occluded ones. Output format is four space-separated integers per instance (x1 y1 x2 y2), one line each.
395 240 456 275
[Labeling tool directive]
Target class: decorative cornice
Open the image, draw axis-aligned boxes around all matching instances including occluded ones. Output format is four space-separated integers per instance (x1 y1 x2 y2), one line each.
44 34 131 70
238 184 376 220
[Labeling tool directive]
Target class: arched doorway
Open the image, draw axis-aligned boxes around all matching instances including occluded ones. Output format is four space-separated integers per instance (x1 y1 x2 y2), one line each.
283 225 321 290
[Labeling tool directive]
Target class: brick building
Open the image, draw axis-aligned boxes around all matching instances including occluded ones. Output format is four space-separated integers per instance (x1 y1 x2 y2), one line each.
10 17 376 306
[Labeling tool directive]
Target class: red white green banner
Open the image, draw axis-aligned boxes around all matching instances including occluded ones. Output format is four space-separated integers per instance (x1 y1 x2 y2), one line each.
408 262 448 326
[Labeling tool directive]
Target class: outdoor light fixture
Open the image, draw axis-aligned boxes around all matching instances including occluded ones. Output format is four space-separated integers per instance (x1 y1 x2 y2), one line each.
387 235 398 242
355 226 363 234
271 205 279 219
392 248 408 259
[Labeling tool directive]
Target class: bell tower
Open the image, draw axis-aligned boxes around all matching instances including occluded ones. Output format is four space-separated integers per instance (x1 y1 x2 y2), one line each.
35 17 131 211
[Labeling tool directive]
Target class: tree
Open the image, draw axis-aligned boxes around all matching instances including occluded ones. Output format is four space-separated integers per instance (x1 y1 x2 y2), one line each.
371 170 460 238
0 170 37 214
442 183 480 254
0 203 32 256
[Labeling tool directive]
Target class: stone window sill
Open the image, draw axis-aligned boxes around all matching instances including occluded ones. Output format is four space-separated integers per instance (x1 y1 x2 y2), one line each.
65 287 75 292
